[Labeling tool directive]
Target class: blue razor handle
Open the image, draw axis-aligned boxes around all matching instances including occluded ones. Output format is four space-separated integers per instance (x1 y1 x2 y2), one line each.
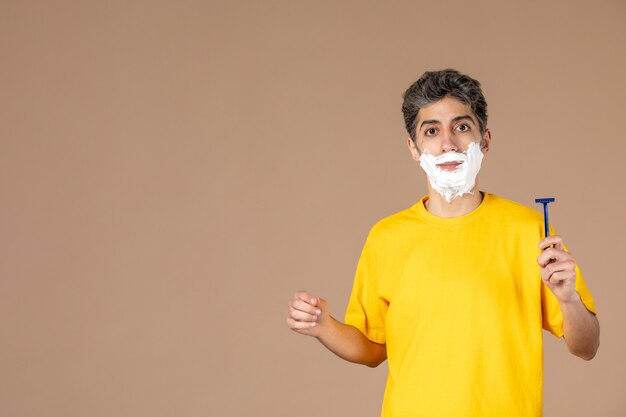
535 198 555 238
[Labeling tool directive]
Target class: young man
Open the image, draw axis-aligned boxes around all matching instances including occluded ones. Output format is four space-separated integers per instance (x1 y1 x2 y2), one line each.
286 69 599 416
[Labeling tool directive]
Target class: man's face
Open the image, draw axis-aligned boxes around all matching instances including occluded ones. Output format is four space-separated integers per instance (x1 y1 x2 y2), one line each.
407 96 490 167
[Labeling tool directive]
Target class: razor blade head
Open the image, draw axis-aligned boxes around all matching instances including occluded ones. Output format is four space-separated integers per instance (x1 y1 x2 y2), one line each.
535 198 555 204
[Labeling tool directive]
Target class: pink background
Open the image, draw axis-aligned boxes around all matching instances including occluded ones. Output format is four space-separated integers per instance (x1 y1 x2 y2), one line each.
1 1 625 416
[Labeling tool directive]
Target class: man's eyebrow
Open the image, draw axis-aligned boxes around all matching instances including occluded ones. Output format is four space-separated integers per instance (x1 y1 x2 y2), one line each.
418 115 476 131
452 115 476 124
418 119 441 130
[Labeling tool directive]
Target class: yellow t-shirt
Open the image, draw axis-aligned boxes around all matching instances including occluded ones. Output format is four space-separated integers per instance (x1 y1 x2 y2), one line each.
344 193 596 417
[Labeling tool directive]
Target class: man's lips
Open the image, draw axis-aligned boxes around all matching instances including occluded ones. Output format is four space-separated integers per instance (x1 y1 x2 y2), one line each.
436 161 463 171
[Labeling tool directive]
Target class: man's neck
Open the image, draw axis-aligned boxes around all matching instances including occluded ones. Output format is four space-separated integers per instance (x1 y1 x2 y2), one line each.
424 188 484 218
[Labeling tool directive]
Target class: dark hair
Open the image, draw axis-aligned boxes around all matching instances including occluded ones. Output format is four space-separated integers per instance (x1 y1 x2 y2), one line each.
402 69 488 142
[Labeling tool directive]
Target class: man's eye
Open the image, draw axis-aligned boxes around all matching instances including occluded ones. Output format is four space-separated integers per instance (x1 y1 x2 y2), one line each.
457 124 469 132
425 128 437 135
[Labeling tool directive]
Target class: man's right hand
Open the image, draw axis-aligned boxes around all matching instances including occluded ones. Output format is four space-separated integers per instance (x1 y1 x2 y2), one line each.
286 291 328 337
286 290 386 367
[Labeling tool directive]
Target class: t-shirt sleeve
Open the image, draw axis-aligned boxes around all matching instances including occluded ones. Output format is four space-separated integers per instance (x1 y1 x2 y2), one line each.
541 239 597 337
344 237 387 344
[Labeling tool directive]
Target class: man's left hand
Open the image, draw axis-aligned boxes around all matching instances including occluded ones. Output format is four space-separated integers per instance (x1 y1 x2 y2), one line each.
537 235 579 303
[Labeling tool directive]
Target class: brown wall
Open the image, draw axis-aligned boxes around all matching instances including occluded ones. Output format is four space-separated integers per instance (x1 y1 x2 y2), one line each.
1 1 625 416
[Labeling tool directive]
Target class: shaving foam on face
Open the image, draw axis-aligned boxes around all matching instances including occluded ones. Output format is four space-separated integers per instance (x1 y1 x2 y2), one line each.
419 142 484 202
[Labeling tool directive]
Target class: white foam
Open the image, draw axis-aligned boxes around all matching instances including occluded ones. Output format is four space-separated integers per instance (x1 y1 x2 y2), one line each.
419 142 484 202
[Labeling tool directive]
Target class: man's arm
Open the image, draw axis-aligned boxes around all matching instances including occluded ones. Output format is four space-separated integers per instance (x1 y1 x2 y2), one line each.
287 291 387 367
559 294 600 360
538 236 600 360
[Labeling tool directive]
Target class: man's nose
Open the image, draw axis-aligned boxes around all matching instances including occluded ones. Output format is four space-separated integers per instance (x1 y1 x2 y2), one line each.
440 129 458 152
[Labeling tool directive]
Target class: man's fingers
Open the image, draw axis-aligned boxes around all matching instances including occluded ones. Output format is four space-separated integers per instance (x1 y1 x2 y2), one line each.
543 269 574 284
538 235 563 251
538 247 572 267
537 249 558 267
295 291 318 306
286 317 317 330
288 298 322 316
286 291 326 334
541 259 576 282
541 258 573 275
288 307 318 322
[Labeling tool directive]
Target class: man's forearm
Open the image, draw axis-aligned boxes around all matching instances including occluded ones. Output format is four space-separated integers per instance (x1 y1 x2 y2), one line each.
316 316 387 367
560 294 600 360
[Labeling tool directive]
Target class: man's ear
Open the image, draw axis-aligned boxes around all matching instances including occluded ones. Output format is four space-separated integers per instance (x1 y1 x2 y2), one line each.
481 129 492 153
407 137 420 162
